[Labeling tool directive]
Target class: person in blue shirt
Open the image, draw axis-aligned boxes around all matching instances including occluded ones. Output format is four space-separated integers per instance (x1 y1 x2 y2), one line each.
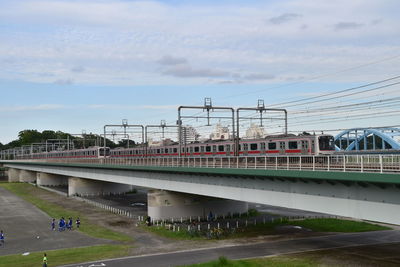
0 230 4 247
67 217 73 230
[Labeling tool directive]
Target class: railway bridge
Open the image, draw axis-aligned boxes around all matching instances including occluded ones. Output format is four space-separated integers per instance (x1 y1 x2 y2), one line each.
1 154 400 225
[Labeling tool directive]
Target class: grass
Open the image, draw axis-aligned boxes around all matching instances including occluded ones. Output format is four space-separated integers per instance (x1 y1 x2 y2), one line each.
0 183 132 242
285 218 390 232
144 216 390 240
0 244 130 267
180 256 319 267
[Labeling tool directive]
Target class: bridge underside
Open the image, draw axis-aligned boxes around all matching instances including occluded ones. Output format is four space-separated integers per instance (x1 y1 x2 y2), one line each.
4 163 400 225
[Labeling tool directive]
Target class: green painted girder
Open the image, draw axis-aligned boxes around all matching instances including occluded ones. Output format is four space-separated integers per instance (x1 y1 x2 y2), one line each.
2 161 400 185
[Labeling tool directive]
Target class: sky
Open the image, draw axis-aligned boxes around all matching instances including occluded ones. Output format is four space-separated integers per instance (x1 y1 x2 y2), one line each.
1 0 400 144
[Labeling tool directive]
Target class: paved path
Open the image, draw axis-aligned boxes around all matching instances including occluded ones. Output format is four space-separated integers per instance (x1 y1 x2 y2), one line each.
0 186 110 256
60 230 400 267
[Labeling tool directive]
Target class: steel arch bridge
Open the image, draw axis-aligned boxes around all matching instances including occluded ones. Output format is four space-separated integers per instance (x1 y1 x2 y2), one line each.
334 128 400 152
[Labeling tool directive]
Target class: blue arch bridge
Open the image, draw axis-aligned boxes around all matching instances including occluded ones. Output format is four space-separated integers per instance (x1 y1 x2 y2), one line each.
335 127 400 152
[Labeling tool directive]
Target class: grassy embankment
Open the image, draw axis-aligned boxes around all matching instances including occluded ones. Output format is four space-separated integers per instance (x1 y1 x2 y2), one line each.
145 217 390 240
0 183 133 267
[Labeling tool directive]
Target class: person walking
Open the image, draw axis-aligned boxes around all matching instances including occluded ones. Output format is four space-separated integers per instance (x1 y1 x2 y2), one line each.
51 218 55 231
76 217 80 229
42 253 48 267
0 230 4 247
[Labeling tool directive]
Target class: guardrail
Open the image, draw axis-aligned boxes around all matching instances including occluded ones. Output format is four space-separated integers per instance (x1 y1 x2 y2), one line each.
8 154 400 174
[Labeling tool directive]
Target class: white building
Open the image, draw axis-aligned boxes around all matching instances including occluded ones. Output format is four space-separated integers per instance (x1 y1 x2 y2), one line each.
245 123 266 139
181 126 199 143
210 123 230 140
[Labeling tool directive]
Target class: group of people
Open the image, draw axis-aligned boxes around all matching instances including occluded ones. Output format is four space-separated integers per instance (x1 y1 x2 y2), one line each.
51 217 81 231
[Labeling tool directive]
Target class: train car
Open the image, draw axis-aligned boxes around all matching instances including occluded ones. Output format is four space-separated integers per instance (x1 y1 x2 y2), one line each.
17 146 110 160
112 133 335 158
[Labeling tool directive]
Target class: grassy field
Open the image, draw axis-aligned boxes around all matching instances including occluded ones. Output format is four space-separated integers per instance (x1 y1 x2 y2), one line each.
0 244 129 267
144 217 389 240
0 183 132 242
286 218 390 232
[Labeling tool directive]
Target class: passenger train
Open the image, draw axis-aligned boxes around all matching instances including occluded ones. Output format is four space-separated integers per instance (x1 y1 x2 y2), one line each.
18 134 335 160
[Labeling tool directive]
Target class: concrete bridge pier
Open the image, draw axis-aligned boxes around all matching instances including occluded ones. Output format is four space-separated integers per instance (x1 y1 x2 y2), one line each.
19 170 37 183
37 172 68 186
7 168 20 182
148 190 248 221
68 177 131 197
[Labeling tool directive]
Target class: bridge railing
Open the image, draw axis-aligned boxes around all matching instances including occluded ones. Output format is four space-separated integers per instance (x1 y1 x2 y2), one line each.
18 154 400 174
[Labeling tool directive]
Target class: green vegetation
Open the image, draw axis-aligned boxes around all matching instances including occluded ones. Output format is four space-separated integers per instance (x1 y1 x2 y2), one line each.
0 183 132 242
0 245 129 267
180 256 318 267
144 216 390 240
286 218 390 232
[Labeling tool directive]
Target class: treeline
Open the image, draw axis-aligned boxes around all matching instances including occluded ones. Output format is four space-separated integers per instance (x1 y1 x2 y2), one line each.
0 129 132 150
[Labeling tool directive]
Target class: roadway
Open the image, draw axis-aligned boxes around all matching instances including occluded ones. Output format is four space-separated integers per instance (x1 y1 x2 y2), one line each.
60 230 400 267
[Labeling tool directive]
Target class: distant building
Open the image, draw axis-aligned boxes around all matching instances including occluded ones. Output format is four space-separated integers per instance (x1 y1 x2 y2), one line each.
245 123 266 139
210 123 230 140
181 126 199 144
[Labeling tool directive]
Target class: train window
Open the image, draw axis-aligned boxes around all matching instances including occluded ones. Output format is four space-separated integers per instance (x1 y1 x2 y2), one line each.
218 145 224 152
194 146 199 152
288 141 298 149
250 143 258 151
173 148 177 153
165 148 169 153
157 149 160 154
243 143 249 151
260 143 266 150
206 146 211 152
239 144 241 151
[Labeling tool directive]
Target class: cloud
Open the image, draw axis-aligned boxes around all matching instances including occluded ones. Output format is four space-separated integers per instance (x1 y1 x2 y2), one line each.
88 104 177 110
71 66 85 73
0 104 66 112
157 55 188 66
333 22 364 31
268 13 302 24
54 78 73 85
243 73 275 81
162 65 229 78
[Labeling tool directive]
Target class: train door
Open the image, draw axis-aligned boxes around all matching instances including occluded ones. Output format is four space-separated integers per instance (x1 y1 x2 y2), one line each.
200 145 205 156
225 144 230 156
243 143 249 156
301 140 309 154
310 139 316 154
260 142 266 155
279 141 285 154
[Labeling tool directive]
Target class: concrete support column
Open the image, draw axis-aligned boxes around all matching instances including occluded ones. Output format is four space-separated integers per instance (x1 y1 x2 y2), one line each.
148 190 248 220
19 170 37 183
7 168 20 182
37 173 68 186
68 177 131 197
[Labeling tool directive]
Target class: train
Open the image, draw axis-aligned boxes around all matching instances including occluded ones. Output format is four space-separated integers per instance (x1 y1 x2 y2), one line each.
17 134 335 160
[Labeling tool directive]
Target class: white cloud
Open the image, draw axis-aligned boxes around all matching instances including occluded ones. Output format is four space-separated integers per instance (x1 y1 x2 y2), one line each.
0 104 66 112
0 0 399 86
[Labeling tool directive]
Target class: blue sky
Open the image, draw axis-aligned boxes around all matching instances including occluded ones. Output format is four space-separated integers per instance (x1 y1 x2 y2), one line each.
1 0 400 144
